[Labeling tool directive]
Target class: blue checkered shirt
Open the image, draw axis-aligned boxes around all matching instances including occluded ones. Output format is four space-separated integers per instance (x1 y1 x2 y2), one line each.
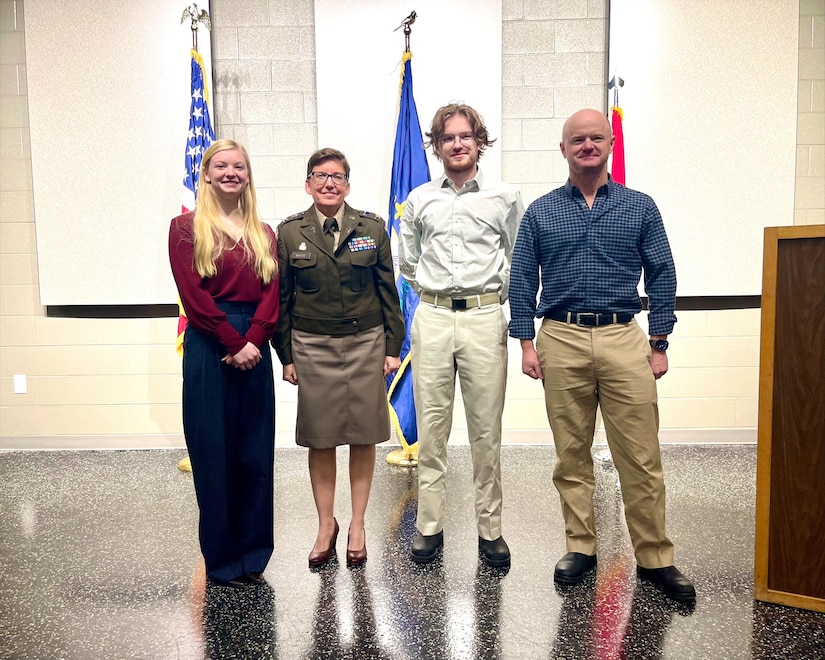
508 178 677 339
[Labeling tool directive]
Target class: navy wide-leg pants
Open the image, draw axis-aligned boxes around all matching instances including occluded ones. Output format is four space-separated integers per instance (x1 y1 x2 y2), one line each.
182 301 275 582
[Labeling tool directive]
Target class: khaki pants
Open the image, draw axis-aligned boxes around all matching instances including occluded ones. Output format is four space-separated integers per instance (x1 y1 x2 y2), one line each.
411 302 508 540
536 318 674 568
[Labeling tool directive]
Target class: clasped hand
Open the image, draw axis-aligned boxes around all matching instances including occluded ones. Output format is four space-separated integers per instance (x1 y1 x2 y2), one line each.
221 342 261 370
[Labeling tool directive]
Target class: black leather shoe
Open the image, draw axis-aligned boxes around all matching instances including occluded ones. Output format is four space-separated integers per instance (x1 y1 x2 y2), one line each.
478 536 511 568
210 575 248 588
554 552 597 584
410 530 443 564
245 572 265 584
637 565 696 601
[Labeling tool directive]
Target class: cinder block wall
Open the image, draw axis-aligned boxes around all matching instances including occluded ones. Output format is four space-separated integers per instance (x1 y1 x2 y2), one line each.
1 0 821 446
795 0 825 226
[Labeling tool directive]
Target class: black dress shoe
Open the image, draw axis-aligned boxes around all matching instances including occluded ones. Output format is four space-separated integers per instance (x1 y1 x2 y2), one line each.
245 572 265 584
637 565 696 601
478 536 511 568
210 575 248 588
410 530 443 564
554 552 597 584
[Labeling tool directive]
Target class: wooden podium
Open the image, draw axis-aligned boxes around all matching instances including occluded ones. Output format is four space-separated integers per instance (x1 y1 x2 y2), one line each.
754 224 825 612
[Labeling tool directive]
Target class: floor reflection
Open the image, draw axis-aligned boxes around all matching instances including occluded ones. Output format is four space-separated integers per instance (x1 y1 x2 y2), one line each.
306 567 339 658
188 562 278 659
473 563 506 660
1 445 824 659
380 465 450 657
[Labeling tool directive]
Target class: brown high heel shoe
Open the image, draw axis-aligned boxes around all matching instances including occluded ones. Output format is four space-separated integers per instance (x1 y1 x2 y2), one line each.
346 527 367 568
308 518 339 568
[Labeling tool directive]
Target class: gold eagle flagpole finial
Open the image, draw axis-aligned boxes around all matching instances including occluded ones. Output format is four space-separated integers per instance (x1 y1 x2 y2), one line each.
181 3 212 51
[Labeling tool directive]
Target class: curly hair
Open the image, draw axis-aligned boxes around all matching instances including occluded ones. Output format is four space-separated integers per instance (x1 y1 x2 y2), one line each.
424 103 496 161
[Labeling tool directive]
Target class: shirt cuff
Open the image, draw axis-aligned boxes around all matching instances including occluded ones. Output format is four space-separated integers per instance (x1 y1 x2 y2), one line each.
245 324 266 349
508 318 536 339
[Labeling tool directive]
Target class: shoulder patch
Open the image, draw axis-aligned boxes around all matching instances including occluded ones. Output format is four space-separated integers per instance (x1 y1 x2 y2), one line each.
360 210 385 224
283 211 306 223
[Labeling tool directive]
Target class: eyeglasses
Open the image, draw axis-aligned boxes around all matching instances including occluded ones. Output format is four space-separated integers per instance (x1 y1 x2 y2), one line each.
438 133 476 148
307 172 348 185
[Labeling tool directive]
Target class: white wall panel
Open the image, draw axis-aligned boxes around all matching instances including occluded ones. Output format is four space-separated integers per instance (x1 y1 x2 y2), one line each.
26 0 212 305
314 0 502 219
609 0 798 296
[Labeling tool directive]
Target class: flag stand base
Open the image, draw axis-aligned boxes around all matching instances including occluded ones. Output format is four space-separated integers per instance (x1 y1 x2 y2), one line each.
177 456 192 473
386 447 418 467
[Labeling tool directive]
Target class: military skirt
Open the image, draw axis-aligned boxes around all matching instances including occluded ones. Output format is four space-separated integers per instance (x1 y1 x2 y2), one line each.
291 325 390 449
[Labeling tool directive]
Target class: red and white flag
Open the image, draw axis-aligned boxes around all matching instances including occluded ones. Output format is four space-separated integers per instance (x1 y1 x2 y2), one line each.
610 105 625 185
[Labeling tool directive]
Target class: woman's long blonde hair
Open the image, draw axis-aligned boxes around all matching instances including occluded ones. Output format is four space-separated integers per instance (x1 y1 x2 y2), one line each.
192 139 277 284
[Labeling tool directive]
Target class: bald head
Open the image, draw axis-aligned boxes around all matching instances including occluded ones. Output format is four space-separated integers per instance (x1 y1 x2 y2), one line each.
560 109 614 183
562 109 612 143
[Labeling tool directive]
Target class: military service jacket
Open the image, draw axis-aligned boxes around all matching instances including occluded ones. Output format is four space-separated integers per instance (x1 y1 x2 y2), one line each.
272 203 404 365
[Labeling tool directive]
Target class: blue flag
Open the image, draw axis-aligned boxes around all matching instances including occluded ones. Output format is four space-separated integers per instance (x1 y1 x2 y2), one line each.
386 52 430 451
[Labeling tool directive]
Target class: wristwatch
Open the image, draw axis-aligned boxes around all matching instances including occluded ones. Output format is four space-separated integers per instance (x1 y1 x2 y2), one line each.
650 339 669 352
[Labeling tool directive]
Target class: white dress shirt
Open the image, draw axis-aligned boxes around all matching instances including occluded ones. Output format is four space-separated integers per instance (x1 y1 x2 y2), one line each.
399 169 524 301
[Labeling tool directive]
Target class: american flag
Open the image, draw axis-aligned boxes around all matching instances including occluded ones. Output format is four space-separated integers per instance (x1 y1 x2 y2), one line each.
177 48 215 356
182 48 215 213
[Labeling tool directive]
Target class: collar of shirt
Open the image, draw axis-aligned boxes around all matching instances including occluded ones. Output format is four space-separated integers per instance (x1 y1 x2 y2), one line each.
314 205 345 230
439 168 483 194
314 205 345 251
563 176 614 201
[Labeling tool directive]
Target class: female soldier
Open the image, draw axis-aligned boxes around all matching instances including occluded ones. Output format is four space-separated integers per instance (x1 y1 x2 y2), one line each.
273 148 403 568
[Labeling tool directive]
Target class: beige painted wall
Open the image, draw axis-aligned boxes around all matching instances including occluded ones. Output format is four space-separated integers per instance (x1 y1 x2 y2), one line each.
1 0 822 447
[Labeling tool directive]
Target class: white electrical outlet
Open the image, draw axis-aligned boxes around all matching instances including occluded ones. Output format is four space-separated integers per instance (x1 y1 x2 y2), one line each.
13 374 27 394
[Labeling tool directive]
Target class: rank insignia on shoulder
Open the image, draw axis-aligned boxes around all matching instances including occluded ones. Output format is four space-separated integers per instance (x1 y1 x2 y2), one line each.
361 211 383 222
286 212 304 221
348 236 377 252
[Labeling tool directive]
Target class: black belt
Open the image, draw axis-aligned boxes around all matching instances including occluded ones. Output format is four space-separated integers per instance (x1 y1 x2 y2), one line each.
545 311 634 326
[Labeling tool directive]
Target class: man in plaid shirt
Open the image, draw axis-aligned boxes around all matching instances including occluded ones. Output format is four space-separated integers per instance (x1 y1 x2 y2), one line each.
508 109 695 602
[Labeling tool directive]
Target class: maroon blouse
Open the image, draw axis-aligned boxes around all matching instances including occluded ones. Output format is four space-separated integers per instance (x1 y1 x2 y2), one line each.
168 212 279 355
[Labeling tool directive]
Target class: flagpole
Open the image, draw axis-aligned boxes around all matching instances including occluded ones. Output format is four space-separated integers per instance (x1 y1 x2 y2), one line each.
385 11 428 468
593 74 627 469
177 4 214 474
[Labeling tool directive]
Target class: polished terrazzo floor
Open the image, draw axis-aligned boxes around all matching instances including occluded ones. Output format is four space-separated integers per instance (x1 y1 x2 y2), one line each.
1 444 823 659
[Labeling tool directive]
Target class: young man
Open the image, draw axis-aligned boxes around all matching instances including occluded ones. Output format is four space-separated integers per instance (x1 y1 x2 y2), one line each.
508 109 695 601
398 103 524 568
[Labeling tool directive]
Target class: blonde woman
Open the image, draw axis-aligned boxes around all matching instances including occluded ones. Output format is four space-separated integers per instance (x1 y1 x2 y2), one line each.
169 139 279 587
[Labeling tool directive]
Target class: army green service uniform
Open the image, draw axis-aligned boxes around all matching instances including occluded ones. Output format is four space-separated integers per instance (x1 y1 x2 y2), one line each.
273 203 404 448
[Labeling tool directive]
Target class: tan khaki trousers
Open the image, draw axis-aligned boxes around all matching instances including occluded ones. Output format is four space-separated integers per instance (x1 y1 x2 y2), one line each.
411 302 508 540
536 318 674 568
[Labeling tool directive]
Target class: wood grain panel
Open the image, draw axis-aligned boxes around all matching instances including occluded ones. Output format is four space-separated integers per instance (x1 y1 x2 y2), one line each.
767 236 825 597
755 225 825 613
